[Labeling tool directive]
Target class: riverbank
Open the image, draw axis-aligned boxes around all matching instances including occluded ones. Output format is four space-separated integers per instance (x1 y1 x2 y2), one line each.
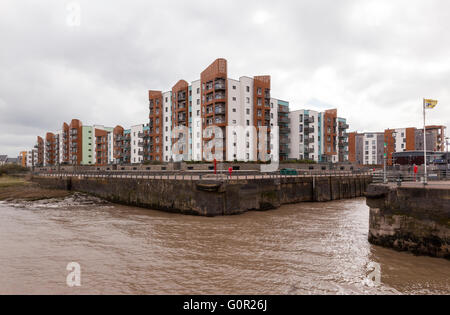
0 176 71 201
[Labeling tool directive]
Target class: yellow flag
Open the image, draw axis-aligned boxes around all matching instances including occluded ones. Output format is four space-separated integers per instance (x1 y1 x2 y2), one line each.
424 99 438 109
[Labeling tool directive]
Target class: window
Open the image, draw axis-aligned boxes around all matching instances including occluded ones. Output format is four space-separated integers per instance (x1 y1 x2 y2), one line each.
232 108 236 112
246 108 250 115
197 88 200 94
300 114 303 123
246 97 250 104
257 88 262 95
299 125 303 132
197 110 200 116
232 85 236 90
232 120 236 124
232 97 236 101
246 120 250 126
246 86 250 92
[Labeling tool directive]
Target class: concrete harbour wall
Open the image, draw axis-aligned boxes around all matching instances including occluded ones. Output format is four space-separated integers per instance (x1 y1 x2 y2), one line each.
366 183 450 259
33 175 372 217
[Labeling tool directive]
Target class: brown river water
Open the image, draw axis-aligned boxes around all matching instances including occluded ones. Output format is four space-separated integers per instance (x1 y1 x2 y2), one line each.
0 194 448 295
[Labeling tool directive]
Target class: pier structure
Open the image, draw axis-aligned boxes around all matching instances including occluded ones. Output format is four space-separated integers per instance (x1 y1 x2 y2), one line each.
32 171 372 217
366 181 450 259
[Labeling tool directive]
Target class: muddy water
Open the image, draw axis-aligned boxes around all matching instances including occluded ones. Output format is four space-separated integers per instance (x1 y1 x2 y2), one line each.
0 195 448 295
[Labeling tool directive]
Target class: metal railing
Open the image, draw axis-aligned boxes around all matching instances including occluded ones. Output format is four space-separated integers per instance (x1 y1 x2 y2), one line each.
372 169 450 183
34 170 373 183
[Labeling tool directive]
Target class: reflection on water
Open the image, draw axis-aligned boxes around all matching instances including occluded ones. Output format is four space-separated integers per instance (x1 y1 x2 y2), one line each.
0 194 448 295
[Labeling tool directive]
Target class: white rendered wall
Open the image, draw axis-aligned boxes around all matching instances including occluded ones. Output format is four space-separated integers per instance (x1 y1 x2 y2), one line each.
162 91 172 162
130 124 144 164
191 80 202 161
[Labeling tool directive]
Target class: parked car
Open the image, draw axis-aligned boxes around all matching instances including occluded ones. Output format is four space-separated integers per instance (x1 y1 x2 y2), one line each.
280 168 298 175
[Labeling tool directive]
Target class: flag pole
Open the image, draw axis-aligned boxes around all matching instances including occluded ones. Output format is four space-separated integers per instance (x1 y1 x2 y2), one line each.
423 98 428 185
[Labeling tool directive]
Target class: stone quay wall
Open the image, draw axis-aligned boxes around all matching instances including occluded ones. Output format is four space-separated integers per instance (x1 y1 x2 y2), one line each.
33 174 372 217
366 183 450 259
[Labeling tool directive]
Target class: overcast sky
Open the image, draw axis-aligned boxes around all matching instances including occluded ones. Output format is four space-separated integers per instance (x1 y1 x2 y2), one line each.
1 0 449 156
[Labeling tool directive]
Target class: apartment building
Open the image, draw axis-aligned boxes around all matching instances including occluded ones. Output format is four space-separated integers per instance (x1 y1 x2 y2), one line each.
348 125 446 166
415 125 447 152
348 132 384 165
277 100 290 161
384 128 415 166
36 136 44 167
44 132 58 166
25 149 38 168
288 109 348 163
19 151 27 167
130 124 145 164
146 58 282 162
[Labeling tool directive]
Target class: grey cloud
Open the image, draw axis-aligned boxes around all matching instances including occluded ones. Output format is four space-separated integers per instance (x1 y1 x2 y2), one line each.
0 0 449 157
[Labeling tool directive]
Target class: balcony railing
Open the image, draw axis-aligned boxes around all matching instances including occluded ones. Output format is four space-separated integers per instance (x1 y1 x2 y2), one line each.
214 117 226 124
304 117 314 124
279 116 290 123
215 107 225 114
215 83 226 90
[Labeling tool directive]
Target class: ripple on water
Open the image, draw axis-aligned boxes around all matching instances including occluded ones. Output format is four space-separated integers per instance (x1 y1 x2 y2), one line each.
0 197 448 295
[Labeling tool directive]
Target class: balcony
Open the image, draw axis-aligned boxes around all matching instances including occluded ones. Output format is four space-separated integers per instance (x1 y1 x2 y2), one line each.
215 107 225 115
214 117 226 124
178 103 186 110
214 83 226 90
205 83 213 91
339 123 349 129
178 93 186 101
178 115 186 122
215 93 226 100
304 117 314 124
279 116 290 124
